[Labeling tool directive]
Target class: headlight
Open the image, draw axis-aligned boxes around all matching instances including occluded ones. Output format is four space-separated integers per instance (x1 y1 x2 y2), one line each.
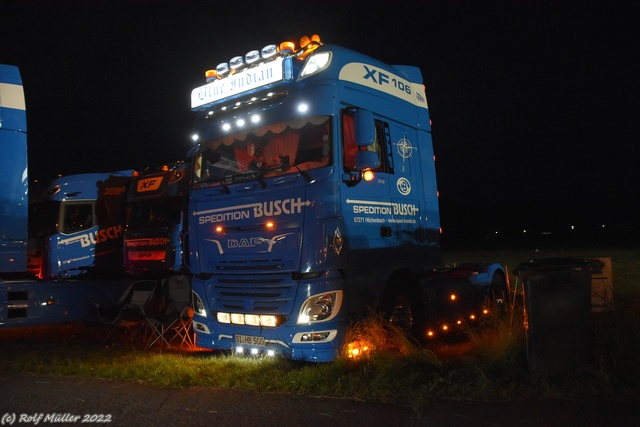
193 291 207 317
297 290 343 324
300 52 332 78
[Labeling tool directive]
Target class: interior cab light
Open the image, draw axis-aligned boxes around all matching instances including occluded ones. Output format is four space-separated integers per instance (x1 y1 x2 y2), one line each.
363 170 374 182
279 41 295 54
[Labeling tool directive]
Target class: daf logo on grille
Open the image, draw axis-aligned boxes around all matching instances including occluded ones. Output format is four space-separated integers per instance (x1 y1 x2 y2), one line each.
227 233 292 252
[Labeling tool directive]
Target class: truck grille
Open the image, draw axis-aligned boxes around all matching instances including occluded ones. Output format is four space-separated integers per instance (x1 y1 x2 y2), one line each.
210 274 296 315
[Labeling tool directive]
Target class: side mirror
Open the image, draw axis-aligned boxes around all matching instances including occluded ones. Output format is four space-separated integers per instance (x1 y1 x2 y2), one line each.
356 151 379 170
354 109 375 147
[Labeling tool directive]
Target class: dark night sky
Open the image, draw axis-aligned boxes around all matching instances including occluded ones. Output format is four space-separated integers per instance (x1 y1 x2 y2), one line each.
3 1 639 236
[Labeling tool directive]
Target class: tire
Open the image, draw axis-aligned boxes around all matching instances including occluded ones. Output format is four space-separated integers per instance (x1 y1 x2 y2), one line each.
488 272 509 311
385 286 425 341
388 294 414 331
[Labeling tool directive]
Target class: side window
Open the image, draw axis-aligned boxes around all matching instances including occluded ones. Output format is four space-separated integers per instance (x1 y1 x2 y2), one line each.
341 110 393 173
61 203 94 234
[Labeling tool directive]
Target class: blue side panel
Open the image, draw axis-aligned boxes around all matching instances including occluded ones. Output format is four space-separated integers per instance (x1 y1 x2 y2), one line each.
0 278 129 327
0 64 28 273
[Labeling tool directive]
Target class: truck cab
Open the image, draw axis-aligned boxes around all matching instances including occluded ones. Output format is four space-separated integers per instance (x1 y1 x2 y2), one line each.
186 36 504 361
28 171 132 279
123 163 189 276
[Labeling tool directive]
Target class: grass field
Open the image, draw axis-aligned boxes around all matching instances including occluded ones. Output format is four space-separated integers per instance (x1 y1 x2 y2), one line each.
1 247 639 405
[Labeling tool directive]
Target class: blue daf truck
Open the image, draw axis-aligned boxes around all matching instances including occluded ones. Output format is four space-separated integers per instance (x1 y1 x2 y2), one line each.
186 36 507 361
1 64 128 327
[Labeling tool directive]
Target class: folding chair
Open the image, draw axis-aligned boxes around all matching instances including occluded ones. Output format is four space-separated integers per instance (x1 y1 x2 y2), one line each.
97 279 159 345
146 275 195 349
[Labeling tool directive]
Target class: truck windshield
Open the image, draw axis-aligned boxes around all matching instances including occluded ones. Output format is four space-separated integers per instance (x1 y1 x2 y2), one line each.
193 115 331 188
127 198 182 230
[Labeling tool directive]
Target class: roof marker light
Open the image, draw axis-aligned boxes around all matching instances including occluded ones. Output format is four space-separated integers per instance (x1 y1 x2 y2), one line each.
261 44 278 59
245 50 260 64
298 34 323 59
216 62 230 77
205 69 218 82
230 56 244 70
279 41 295 54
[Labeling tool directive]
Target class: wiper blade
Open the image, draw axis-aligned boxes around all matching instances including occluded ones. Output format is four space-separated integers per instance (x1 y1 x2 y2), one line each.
219 179 230 194
255 171 267 189
294 165 313 183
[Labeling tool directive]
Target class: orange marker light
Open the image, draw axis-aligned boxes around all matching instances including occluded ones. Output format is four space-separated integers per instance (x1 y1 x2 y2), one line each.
279 41 295 53
363 170 374 181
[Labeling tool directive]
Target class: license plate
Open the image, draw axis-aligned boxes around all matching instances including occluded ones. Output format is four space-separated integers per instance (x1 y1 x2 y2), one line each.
235 334 265 347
